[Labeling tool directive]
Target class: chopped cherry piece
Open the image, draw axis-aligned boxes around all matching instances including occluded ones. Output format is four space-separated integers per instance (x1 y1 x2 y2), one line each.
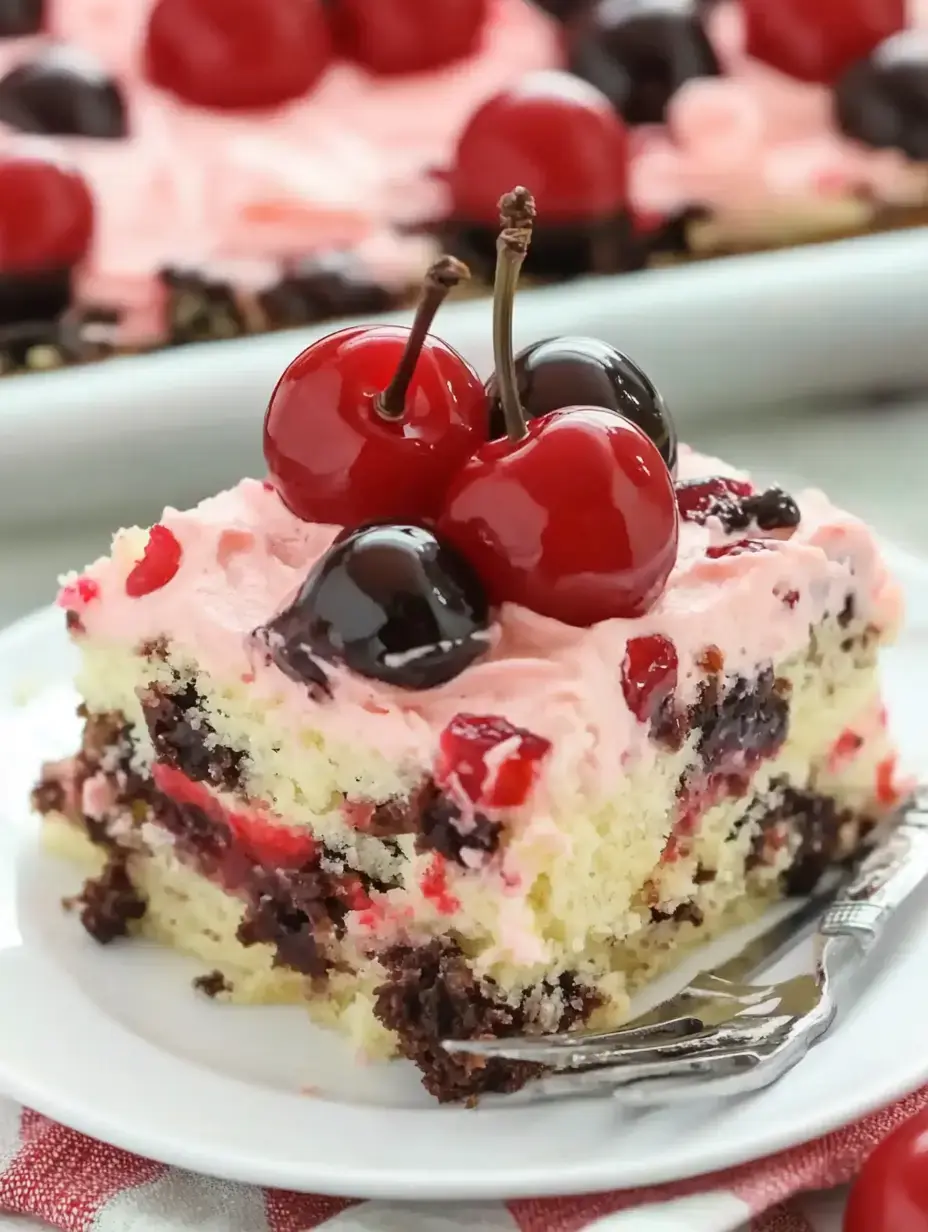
705 538 773 559
0 157 94 273
448 72 629 225
333 0 488 76
742 0 904 84
781 588 800 609
264 256 487 526
675 476 753 522
125 525 183 597
436 713 552 810
420 853 461 915
145 0 332 110
876 754 901 806
621 634 679 724
438 190 678 626
226 812 318 869
58 575 99 608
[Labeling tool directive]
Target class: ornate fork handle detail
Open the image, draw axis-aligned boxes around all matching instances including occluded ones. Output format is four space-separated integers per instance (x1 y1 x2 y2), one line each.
819 795 928 949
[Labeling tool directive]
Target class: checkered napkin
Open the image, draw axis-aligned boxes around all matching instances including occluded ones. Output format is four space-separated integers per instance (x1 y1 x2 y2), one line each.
1 1088 925 1232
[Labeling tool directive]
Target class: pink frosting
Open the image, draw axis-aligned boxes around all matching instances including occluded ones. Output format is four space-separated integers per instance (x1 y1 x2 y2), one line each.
61 449 902 802
630 2 927 225
0 0 559 344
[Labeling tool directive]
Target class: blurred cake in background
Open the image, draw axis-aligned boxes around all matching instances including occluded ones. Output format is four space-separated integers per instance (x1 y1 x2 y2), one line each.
1 0 926 374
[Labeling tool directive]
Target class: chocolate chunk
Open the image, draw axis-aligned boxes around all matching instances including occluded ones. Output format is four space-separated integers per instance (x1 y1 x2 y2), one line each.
160 268 246 345
68 858 146 944
0 269 71 326
375 939 599 1102
417 785 502 865
0 0 43 37
259 252 395 329
0 49 128 139
237 867 348 979
193 969 232 998
651 900 704 925
142 682 245 792
693 667 790 772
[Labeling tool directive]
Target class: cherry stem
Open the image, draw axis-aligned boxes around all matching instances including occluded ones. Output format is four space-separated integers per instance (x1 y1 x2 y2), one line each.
493 187 535 444
375 254 470 420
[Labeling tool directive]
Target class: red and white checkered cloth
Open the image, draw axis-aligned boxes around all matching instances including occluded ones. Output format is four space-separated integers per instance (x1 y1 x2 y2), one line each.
1 1087 925 1232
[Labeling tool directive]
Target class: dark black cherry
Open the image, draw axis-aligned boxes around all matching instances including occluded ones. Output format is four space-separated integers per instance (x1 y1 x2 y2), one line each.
834 31 928 159
486 335 677 472
0 0 43 36
260 524 491 691
569 0 720 125
0 49 128 139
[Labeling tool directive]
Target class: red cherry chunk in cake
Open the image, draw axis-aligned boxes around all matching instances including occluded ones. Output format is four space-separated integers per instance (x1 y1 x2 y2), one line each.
675 476 753 522
125 525 183 597
0 157 94 272
705 538 774 559
621 634 678 724
742 0 904 83
333 0 488 76
58 575 100 609
145 0 332 110
436 714 552 810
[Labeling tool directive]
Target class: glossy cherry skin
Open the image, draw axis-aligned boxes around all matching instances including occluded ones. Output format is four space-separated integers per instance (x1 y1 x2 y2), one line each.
0 0 43 37
742 0 904 84
844 1105 928 1232
486 336 677 472
569 0 720 125
0 49 128 138
835 31 928 160
333 0 488 76
260 524 491 690
438 408 679 626
0 158 94 273
448 71 629 225
264 325 488 527
145 0 332 110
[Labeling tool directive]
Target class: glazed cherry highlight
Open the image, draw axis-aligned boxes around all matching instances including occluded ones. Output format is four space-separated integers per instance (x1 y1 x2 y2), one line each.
333 0 488 76
145 0 332 110
742 0 904 84
264 255 487 527
486 334 678 471
0 157 94 273
438 188 679 627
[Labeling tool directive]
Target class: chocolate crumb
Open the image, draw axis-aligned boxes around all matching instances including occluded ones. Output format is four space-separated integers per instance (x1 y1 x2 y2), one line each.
838 594 856 628
417 784 502 865
651 901 705 926
193 969 232 998
67 858 146 944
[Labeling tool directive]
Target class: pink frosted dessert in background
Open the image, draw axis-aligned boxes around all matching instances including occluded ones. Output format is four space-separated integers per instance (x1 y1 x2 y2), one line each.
34 193 907 1102
0 0 926 373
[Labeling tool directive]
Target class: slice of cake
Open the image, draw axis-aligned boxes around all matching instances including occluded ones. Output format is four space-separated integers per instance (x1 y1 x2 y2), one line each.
34 194 905 1103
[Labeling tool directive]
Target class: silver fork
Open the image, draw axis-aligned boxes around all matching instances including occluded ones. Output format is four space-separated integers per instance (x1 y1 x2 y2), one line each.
444 790 928 1103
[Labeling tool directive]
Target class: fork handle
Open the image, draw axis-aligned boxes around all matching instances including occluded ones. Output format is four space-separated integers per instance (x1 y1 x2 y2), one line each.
819 792 928 950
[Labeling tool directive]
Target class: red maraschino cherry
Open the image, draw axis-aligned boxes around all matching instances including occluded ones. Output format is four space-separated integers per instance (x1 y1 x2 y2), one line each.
742 0 904 84
0 155 94 272
264 255 488 527
145 0 332 110
438 188 678 627
333 0 488 76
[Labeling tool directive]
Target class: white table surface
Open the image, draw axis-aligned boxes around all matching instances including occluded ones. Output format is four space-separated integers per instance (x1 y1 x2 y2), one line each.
2 393 925 1231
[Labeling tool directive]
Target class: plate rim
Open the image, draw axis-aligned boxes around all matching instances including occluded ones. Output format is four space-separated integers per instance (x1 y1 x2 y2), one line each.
2 544 928 1201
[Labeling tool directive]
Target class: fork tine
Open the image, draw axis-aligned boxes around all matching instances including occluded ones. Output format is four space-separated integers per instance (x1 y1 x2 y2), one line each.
443 1007 797 1069
442 975 818 1066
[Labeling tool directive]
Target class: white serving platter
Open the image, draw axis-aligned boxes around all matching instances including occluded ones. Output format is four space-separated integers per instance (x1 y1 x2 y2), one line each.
2 227 928 527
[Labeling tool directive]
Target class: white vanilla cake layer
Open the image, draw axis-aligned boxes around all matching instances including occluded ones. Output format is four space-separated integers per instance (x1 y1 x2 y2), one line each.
60 612 897 994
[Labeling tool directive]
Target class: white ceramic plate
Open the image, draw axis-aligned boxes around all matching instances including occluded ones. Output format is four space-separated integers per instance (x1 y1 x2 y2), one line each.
4 228 928 528
1 544 928 1201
